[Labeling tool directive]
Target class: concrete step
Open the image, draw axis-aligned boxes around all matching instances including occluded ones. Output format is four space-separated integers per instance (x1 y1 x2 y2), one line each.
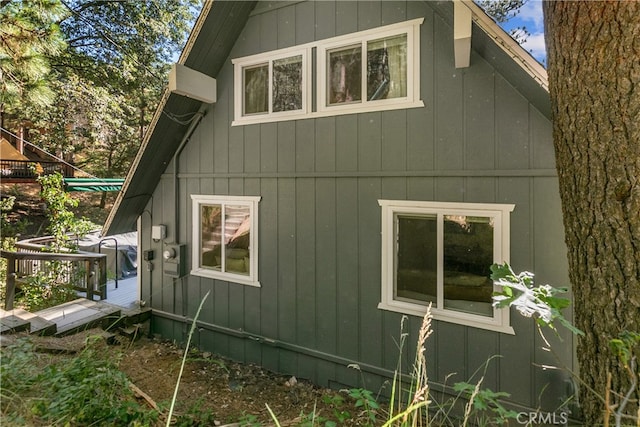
0 308 57 336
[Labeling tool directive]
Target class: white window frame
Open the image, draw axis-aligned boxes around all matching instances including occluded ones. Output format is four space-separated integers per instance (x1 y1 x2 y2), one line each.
231 18 424 126
233 46 311 125
191 194 261 287
317 18 423 116
378 200 515 334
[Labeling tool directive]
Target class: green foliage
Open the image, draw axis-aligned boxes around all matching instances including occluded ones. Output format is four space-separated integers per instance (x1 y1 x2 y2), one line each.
173 397 217 427
347 388 379 424
38 172 96 251
453 382 519 425
322 393 351 423
298 405 329 427
0 195 29 243
0 195 29 302
0 337 158 426
609 331 640 369
0 0 66 113
16 268 77 311
238 411 261 427
4 0 201 181
491 263 583 336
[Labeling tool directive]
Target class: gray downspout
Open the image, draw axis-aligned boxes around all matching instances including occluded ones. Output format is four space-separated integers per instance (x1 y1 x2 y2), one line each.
171 104 207 324
173 104 207 244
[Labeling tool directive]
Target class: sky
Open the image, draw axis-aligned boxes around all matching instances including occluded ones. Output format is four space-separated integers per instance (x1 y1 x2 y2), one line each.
494 0 547 65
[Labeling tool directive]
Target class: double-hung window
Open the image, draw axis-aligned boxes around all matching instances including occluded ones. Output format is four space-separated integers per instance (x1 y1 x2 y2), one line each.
191 195 260 287
378 200 515 334
233 47 311 124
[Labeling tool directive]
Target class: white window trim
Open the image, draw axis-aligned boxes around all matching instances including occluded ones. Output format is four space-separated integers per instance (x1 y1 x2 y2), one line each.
317 18 423 115
232 18 424 126
191 194 261 287
378 200 515 334
232 45 312 125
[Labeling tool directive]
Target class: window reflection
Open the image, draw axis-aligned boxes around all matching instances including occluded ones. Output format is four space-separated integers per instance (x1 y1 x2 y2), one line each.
200 204 251 276
327 45 362 105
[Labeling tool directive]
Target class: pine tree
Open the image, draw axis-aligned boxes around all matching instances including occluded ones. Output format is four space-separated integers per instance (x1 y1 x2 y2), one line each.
0 0 66 127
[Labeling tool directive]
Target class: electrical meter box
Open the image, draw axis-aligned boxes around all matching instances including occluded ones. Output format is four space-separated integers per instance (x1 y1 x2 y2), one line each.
163 244 187 277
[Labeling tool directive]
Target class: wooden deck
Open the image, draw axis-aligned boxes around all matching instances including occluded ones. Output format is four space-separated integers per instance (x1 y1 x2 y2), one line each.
91 276 140 309
0 277 143 337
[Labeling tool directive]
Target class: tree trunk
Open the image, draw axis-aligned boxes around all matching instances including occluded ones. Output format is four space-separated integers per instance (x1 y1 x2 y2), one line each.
543 1 640 424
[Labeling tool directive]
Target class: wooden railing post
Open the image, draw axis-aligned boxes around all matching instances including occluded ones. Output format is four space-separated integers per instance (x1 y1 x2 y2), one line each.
1 249 108 303
85 260 93 300
4 253 17 310
98 257 107 300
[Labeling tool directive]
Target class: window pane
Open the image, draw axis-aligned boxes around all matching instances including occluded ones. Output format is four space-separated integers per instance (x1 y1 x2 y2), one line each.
201 205 222 271
244 64 268 115
327 45 362 105
396 214 437 305
443 216 494 316
367 34 407 100
224 205 251 276
273 55 303 112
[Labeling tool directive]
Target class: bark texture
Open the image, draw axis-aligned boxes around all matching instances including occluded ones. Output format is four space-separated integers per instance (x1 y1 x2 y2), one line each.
543 1 640 424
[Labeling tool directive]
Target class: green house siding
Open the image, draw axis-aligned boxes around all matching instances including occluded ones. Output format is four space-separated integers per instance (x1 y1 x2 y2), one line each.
138 0 573 413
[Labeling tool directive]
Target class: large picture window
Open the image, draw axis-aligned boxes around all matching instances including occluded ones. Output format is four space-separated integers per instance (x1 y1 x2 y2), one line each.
378 200 515 333
191 195 260 286
232 18 423 125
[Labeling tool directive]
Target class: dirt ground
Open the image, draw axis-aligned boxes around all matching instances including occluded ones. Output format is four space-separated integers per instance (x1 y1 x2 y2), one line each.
3 328 384 426
1 184 385 425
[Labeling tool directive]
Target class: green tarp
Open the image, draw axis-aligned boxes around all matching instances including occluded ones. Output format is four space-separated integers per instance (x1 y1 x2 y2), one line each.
64 178 124 192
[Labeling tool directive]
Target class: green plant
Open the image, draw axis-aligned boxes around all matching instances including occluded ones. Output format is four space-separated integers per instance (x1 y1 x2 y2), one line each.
0 336 158 426
16 269 77 311
174 397 217 426
298 404 329 427
491 262 639 427
347 388 380 424
38 172 97 252
453 381 518 426
606 331 639 427
491 262 583 336
0 195 29 302
322 393 351 423
238 411 261 427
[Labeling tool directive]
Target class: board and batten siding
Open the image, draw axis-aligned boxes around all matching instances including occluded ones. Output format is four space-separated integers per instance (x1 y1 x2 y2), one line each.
139 0 574 412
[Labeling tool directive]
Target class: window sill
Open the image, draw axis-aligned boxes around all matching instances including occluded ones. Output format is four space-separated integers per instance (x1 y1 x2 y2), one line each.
191 268 261 287
378 301 515 335
232 100 424 126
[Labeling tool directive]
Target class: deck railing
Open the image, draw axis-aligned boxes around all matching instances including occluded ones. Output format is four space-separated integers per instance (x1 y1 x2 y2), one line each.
0 159 67 179
1 237 107 310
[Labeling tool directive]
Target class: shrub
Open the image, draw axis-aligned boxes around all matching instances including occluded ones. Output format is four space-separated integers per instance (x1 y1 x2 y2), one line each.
0 336 158 426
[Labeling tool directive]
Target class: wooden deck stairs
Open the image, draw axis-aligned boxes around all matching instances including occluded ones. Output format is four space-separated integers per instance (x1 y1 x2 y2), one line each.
0 299 150 337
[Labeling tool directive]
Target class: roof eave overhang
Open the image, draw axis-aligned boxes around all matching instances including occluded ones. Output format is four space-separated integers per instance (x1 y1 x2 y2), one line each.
103 1 257 236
